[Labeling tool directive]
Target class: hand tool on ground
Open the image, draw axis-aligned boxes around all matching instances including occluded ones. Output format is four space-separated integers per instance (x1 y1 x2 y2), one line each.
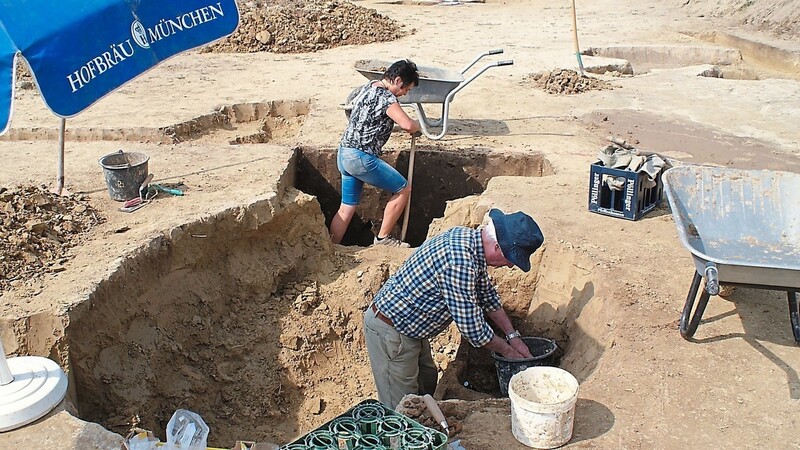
423 394 449 436
150 183 184 196
400 134 417 242
119 174 154 213
139 173 154 200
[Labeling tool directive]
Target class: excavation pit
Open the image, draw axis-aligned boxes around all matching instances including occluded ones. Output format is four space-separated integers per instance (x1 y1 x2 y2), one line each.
583 44 742 74
295 145 555 246
0 99 310 144
19 147 608 447
584 42 797 80
698 65 761 80
165 100 311 144
64 233 604 446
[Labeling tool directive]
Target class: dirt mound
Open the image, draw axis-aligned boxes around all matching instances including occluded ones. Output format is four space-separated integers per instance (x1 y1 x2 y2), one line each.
0 186 104 292
396 395 466 436
680 0 800 39
14 59 36 90
526 69 615 95
202 0 409 54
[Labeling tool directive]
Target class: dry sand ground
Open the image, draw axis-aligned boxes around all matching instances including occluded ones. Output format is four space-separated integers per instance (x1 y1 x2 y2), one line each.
1 0 800 449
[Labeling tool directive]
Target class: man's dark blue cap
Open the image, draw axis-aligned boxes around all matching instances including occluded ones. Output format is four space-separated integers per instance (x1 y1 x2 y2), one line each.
489 208 544 272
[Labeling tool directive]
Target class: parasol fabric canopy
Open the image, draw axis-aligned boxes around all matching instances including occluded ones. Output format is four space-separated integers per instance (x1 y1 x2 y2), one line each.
0 0 239 135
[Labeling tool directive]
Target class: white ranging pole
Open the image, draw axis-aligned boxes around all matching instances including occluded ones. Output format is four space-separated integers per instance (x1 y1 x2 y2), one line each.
0 337 68 432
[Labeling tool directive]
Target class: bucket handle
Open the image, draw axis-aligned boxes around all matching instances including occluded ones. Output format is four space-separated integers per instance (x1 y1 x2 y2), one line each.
101 149 133 170
117 149 132 168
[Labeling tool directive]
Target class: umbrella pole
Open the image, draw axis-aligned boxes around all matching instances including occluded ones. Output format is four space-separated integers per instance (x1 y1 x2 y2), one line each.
400 135 417 242
571 0 585 76
52 118 67 196
0 338 12 386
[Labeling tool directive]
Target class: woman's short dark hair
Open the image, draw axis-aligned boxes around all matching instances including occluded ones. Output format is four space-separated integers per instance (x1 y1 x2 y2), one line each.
383 59 419 88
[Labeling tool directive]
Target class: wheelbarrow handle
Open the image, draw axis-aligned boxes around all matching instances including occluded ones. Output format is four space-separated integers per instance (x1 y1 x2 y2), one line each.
417 58 514 140
461 49 506 73
496 60 514 67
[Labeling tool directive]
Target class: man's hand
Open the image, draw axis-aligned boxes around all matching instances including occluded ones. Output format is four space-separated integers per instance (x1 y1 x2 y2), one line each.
509 337 533 359
486 309 533 358
498 346 525 360
484 335 532 360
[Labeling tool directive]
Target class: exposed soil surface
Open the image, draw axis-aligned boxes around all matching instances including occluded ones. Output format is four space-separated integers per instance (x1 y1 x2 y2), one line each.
1 0 800 449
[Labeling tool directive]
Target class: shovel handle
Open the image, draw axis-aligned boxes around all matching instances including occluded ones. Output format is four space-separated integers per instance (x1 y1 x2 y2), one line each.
400 135 416 242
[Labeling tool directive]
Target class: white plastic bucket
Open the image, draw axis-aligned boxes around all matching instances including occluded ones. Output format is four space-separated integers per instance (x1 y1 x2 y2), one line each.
508 366 579 449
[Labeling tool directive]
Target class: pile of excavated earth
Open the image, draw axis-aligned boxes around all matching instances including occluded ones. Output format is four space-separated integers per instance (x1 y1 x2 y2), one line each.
0 186 104 293
202 0 409 53
526 69 617 95
681 0 800 38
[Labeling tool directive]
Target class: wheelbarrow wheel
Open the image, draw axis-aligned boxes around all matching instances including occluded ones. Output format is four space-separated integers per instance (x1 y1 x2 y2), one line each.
343 86 361 120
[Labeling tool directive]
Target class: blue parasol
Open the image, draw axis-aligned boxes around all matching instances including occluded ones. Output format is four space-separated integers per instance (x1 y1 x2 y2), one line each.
0 0 239 193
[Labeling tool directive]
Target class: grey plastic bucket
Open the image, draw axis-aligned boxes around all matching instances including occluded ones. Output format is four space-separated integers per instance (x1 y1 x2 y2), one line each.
98 150 149 201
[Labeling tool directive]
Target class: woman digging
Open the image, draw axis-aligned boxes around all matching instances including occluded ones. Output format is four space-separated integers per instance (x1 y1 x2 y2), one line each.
329 59 422 247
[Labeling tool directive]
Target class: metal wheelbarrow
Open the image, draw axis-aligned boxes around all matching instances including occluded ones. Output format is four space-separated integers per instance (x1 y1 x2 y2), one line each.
345 49 513 140
663 165 800 343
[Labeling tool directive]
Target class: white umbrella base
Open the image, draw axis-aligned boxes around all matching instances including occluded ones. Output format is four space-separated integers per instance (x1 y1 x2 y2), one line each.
0 356 68 432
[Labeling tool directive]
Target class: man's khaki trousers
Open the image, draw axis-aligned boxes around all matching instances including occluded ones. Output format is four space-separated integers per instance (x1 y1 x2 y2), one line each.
364 306 438 409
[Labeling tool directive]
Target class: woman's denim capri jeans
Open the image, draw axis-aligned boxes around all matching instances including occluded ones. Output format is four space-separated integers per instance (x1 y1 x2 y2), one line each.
337 145 408 205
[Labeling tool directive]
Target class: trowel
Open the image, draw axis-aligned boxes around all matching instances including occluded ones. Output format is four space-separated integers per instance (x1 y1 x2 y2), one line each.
119 174 153 213
423 394 449 436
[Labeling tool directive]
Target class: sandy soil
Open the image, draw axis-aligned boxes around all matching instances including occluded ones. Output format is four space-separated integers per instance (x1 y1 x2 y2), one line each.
1 0 800 449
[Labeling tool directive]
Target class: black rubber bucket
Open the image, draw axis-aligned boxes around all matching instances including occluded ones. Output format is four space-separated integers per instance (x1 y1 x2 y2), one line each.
492 336 558 396
98 150 149 201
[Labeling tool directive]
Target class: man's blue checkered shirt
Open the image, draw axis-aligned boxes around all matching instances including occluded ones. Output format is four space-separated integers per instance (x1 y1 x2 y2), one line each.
373 226 502 347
